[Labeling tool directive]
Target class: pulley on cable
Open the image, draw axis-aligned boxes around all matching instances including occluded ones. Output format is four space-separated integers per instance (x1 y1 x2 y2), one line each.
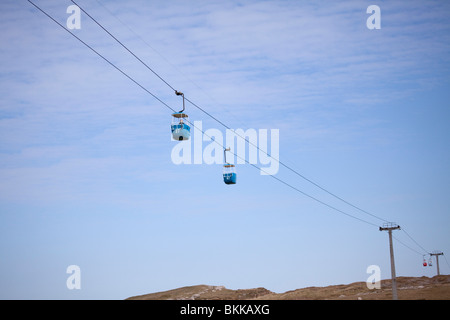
223 147 236 185
171 91 190 141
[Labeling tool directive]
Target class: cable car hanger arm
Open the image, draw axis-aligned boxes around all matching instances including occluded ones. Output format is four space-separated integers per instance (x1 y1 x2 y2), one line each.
175 91 185 113
224 147 231 164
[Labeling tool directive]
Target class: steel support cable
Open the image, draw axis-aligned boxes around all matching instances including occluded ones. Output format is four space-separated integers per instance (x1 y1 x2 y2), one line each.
69 0 390 225
70 0 177 93
27 1 176 114
401 228 430 255
28 0 380 229
393 235 426 256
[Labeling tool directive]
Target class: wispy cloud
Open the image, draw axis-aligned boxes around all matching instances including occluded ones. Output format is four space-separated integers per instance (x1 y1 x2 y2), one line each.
1 0 450 299
1 0 450 202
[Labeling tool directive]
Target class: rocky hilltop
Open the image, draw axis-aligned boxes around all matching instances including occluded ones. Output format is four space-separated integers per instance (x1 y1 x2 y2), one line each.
127 285 272 300
127 275 450 300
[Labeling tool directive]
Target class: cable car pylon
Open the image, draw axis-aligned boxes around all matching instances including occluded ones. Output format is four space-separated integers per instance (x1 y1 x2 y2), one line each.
429 251 444 276
379 222 401 300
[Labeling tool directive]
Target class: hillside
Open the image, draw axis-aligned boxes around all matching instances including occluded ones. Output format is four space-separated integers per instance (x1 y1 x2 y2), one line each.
126 275 450 300
127 285 273 300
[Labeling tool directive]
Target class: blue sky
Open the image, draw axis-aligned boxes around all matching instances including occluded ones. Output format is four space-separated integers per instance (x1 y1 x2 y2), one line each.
0 0 449 299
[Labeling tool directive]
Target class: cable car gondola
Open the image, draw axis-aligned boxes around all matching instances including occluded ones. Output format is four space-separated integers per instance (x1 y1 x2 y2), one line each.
171 91 190 141
223 147 236 185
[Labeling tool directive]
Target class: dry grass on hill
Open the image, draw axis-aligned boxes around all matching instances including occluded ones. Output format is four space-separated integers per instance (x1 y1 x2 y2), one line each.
127 275 450 300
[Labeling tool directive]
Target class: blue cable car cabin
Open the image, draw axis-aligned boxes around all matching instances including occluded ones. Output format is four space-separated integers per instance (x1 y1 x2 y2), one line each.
171 112 190 141
171 90 190 141
223 147 236 184
223 164 236 185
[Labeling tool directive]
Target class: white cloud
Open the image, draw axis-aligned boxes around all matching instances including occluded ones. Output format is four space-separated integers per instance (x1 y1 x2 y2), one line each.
1 0 450 300
1 0 450 203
